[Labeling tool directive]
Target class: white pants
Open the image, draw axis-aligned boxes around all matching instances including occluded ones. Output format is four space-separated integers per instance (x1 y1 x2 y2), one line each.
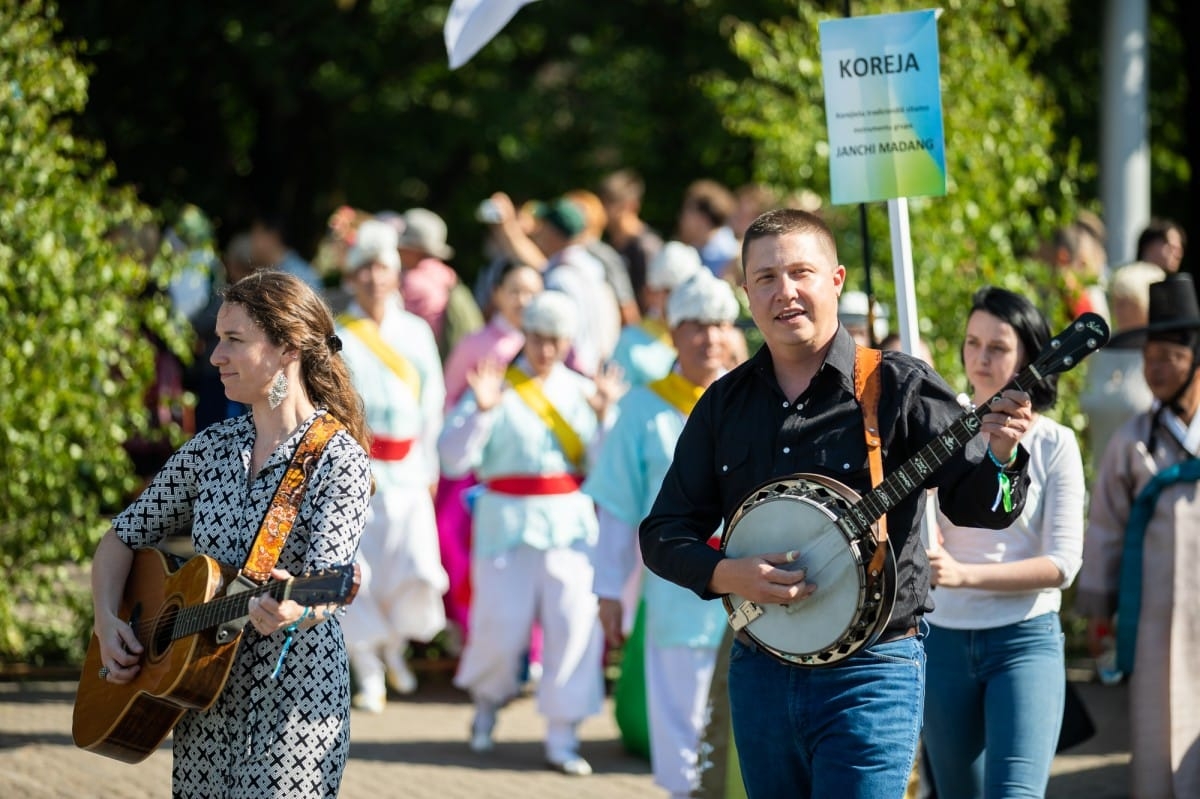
645 642 719 797
455 544 603 724
341 485 448 688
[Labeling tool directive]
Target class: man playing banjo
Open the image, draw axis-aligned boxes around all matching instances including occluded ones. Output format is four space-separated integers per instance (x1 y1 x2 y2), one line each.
640 208 1035 798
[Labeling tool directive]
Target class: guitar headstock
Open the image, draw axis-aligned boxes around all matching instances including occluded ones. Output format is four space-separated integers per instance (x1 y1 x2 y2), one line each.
287 563 361 606
1026 312 1110 383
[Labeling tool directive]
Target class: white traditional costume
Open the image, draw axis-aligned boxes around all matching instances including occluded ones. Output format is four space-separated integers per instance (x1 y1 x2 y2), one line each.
584 275 738 798
439 290 605 774
336 221 448 709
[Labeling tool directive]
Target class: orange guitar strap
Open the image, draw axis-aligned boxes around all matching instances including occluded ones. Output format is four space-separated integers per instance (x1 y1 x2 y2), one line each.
853 345 889 580
241 413 345 583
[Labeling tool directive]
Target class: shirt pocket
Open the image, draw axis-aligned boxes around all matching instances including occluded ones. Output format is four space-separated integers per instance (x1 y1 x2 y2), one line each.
715 435 756 507
808 427 871 492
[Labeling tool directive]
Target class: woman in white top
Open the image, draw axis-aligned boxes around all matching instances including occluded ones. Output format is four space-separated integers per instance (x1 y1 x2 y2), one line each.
923 286 1085 799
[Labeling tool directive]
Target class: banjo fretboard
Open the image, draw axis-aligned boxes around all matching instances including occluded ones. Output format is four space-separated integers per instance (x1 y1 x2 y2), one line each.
837 313 1109 539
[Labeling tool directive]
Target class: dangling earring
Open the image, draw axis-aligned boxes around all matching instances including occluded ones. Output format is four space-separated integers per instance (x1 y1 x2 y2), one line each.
268 371 289 409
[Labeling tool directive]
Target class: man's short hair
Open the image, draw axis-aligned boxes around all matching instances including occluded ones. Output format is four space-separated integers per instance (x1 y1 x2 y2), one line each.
741 208 838 268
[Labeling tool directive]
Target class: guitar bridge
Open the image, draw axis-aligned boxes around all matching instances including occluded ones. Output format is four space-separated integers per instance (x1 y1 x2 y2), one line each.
728 600 764 631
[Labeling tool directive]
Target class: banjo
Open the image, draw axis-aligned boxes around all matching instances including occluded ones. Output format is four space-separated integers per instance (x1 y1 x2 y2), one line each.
720 312 1109 667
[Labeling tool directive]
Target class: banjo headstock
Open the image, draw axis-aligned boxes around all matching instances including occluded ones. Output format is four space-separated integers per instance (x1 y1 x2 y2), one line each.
1016 312 1110 390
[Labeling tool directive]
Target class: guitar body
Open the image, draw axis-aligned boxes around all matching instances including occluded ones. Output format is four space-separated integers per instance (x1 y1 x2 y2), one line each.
72 549 243 763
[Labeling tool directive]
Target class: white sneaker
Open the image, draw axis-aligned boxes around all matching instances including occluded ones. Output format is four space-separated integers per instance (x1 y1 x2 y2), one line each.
546 753 592 776
383 646 417 695
352 691 386 714
469 705 497 753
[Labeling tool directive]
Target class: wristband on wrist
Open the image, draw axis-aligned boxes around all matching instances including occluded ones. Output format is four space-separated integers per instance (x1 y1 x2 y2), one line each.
986 444 1017 469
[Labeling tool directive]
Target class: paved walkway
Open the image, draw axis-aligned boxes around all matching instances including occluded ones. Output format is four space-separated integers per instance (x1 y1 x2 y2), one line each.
1 671 1132 798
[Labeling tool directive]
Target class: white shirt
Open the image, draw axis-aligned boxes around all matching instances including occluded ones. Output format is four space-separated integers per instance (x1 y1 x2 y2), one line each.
928 415 1085 629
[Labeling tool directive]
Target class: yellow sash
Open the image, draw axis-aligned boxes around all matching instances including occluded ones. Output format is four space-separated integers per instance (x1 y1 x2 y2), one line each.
639 317 673 346
648 371 706 417
338 314 421 400
504 364 585 468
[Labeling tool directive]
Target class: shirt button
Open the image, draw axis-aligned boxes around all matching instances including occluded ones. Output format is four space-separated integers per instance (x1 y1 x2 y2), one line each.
783 447 791 454
843 463 851 470
797 403 804 410
782 401 789 408
722 465 729 472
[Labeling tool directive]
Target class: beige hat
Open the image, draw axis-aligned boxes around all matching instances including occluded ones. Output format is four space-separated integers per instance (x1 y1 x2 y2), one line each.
666 273 739 329
647 241 703 291
398 208 455 260
345 219 401 272
522 290 577 340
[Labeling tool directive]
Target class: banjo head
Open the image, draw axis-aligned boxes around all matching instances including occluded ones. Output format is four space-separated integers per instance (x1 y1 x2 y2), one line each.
721 474 897 667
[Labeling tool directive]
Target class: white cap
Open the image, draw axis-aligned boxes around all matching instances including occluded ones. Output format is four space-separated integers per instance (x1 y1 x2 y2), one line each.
666 273 739 329
345 219 401 272
522 290 577 340
647 241 703 291
838 290 889 341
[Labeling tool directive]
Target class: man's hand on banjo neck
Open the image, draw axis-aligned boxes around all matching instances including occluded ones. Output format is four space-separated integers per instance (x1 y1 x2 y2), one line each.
709 550 818 605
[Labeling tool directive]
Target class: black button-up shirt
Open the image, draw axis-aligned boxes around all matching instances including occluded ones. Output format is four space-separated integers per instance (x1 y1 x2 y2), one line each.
639 326 1030 633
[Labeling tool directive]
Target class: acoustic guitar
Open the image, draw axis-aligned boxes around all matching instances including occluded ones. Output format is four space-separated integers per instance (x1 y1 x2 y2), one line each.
72 548 360 763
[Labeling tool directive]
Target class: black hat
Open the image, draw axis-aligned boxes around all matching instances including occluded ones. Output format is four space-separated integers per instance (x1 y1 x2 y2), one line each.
1110 272 1200 348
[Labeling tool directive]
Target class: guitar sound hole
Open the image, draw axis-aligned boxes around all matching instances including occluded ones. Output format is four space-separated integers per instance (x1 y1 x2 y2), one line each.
149 600 181 659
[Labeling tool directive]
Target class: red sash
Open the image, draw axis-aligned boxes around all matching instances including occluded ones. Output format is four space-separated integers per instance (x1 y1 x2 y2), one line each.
486 474 583 496
369 435 414 462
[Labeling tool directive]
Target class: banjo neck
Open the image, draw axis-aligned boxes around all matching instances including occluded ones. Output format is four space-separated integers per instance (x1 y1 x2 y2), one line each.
837 312 1109 540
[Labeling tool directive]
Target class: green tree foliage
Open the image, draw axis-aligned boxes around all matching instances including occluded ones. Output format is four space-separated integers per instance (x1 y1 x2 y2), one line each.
0 0 188 664
54 0 797 276
705 0 1089 405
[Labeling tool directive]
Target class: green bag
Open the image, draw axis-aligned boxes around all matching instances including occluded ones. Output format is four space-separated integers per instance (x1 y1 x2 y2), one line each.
612 600 651 759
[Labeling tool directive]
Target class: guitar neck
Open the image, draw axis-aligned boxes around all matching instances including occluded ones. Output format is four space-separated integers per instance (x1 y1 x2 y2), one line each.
840 367 1042 538
172 581 285 641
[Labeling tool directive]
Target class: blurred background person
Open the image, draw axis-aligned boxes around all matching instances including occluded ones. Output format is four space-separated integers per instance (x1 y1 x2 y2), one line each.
566 188 640 326
436 260 544 649
923 287 1084 799
1136 217 1187 274
838 289 889 348
397 207 484 361
676 179 738 278
609 241 704 387
584 273 739 799
1077 272 1200 799
598 168 662 315
250 212 322 291
439 290 622 776
1079 260 1166 475
336 219 448 712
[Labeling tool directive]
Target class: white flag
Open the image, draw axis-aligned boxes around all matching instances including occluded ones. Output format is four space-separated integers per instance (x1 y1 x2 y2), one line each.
444 0 540 70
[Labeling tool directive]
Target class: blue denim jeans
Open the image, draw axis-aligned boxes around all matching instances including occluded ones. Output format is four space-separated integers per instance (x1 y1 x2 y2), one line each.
922 613 1065 799
728 633 925 799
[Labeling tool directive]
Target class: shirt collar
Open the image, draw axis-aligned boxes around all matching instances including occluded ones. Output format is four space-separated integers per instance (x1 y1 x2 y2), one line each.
749 324 859 395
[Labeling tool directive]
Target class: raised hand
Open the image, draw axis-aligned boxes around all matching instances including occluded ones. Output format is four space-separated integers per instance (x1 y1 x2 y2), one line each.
467 358 507 412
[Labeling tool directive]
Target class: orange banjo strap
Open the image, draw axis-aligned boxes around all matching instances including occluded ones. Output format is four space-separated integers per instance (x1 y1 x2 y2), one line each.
853 345 889 581
241 413 345 584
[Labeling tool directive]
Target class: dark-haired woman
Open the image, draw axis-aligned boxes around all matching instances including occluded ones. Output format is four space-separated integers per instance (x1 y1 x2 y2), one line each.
89 270 372 798
922 286 1085 799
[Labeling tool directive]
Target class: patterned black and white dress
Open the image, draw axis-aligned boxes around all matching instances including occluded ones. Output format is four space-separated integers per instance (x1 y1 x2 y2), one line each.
112 410 371 798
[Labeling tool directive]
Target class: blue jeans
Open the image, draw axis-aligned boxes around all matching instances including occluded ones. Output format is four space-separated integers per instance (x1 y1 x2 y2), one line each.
922 614 1065 799
728 634 925 799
